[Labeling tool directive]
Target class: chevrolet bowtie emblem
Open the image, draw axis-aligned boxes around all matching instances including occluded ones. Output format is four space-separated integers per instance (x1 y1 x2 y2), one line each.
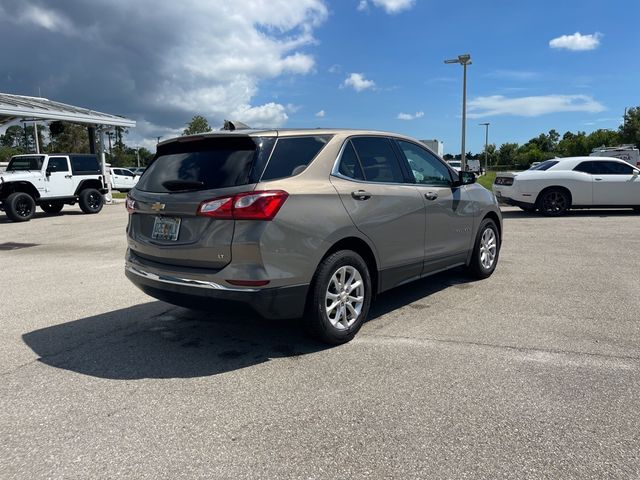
151 202 165 211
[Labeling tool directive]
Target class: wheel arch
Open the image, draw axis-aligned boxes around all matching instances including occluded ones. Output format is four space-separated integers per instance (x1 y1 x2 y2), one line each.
320 236 380 295
74 179 105 196
0 181 40 200
535 185 573 208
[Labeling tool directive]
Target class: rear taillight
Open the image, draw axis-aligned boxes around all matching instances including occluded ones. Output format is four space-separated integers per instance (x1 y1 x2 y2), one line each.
197 190 288 220
125 195 137 214
494 177 514 186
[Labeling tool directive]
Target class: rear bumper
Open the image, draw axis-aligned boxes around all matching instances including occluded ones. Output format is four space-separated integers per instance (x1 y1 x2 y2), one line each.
498 195 536 209
125 263 309 320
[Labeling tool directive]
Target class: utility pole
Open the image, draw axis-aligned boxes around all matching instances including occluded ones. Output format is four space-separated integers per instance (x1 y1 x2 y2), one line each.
479 122 490 174
444 54 472 171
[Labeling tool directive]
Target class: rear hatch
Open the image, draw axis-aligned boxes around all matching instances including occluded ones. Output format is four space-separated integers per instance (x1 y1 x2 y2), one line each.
127 134 275 269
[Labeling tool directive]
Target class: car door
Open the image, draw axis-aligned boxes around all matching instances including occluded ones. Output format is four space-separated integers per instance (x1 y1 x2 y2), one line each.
44 156 73 197
590 160 640 205
330 137 426 290
394 140 475 273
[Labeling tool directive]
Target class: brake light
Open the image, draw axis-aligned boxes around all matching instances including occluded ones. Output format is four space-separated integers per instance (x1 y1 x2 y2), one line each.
197 190 288 220
125 195 137 213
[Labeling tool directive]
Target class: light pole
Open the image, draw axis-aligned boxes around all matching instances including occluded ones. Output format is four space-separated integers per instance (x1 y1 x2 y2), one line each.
479 122 490 174
444 53 472 171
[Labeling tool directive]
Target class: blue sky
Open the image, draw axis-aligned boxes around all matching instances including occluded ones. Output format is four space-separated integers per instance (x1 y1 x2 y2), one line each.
0 0 638 153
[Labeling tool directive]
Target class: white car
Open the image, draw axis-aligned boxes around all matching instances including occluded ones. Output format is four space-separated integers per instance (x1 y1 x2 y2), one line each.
447 160 461 172
110 167 139 192
493 157 640 215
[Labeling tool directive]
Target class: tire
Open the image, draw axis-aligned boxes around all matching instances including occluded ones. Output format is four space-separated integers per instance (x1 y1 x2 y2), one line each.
40 201 64 214
536 188 570 216
5 192 36 222
518 205 536 213
304 250 372 344
468 218 500 279
79 188 104 214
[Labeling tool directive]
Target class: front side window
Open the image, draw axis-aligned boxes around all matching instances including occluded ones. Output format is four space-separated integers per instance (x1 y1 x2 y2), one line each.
47 157 69 172
396 140 452 186
599 161 634 175
350 137 405 183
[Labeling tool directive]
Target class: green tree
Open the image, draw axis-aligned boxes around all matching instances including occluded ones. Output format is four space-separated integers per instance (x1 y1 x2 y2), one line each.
182 115 212 136
1 124 46 152
497 143 519 166
48 122 95 153
619 107 640 148
585 129 620 152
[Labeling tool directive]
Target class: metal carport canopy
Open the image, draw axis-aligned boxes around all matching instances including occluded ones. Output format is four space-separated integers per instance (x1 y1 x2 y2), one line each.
0 92 135 128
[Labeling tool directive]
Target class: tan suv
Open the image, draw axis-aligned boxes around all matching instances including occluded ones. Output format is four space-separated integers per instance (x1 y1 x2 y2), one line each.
125 129 502 343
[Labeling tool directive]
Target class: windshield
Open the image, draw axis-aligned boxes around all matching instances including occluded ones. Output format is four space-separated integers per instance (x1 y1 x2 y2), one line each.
6 156 44 172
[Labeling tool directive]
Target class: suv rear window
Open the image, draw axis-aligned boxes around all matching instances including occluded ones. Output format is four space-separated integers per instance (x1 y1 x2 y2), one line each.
260 136 332 181
136 136 276 193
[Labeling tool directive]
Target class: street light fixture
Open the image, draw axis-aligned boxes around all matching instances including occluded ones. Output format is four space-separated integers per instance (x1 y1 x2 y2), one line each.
444 53 472 171
479 122 490 174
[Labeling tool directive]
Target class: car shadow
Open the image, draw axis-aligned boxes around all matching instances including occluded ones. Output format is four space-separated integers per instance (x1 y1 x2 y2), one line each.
369 267 476 321
22 302 328 380
0 210 88 224
22 269 479 380
500 208 639 219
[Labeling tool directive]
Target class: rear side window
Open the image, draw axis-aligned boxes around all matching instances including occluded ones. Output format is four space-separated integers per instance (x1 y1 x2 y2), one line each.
136 136 274 193
71 155 100 174
574 162 597 174
529 160 558 171
338 141 365 180
350 137 405 183
260 136 332 181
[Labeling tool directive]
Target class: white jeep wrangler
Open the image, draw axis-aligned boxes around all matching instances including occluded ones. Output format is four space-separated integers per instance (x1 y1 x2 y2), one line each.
0 153 107 222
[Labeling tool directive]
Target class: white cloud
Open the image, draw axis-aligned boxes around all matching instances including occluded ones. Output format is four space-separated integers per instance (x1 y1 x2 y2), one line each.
468 95 605 118
358 0 416 14
485 70 540 80
315 110 326 117
17 5 76 34
397 111 424 120
1 0 329 143
549 32 602 51
342 73 376 92
328 64 342 74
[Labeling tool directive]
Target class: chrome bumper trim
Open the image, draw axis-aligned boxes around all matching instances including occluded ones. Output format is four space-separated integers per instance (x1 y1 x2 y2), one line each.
125 265 260 293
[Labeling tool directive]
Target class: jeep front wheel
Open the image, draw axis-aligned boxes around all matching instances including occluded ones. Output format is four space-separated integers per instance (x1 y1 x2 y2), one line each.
79 188 103 214
5 192 36 222
40 201 64 214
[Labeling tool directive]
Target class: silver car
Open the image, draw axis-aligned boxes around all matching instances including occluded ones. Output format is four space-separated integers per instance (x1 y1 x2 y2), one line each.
125 129 502 343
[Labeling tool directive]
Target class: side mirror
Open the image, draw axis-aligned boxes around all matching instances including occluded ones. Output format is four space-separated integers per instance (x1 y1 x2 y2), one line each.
458 171 476 185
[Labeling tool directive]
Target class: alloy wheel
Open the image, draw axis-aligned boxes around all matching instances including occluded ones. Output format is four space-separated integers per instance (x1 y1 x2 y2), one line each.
325 265 365 330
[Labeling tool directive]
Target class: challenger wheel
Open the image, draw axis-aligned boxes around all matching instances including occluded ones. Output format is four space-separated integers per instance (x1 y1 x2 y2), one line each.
537 188 570 216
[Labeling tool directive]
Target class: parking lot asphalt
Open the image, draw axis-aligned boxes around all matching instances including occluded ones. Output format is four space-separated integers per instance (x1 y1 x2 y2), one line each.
1 204 639 479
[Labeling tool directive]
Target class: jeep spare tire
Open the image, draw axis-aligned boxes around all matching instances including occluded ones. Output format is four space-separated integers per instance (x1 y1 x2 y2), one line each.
79 188 103 214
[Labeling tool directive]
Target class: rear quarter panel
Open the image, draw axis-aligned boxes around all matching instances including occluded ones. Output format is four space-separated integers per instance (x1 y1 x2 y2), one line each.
516 171 592 205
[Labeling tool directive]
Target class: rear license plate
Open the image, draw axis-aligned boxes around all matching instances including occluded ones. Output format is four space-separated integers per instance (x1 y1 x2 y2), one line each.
152 216 181 241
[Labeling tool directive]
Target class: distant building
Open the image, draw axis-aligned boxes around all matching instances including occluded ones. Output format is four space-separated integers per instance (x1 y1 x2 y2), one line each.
419 139 443 157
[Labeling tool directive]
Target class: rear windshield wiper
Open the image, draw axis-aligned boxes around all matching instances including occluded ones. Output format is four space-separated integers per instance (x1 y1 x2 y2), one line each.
162 180 205 192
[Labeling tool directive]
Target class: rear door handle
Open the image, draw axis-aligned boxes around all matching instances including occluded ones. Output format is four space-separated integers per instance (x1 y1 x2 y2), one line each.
351 190 372 200
65 174 72 179
424 192 438 201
